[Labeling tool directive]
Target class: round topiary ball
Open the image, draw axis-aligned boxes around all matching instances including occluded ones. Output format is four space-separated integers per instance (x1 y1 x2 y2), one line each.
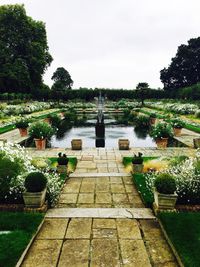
25 172 47 192
154 173 176 194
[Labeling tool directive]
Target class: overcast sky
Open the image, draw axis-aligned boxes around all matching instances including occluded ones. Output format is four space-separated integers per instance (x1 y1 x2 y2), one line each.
1 0 200 89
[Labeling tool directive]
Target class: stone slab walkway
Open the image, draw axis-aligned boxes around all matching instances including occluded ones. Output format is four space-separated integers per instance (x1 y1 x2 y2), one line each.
0 128 28 144
174 128 200 147
21 148 179 266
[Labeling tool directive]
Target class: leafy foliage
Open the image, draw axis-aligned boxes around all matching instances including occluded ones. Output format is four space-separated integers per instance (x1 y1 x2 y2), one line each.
154 173 176 194
25 172 47 192
29 121 55 139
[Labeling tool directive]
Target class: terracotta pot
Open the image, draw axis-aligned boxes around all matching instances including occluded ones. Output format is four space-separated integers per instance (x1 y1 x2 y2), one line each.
155 138 168 149
44 117 51 124
23 188 47 208
71 139 82 150
34 139 46 150
154 189 177 210
173 127 182 136
57 165 68 173
19 128 28 137
150 118 156 125
118 139 130 150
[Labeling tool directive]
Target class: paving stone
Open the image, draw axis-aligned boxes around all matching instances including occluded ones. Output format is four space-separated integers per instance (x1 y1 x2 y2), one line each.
96 183 110 192
59 193 78 204
125 184 138 193
58 240 90 267
122 176 133 184
91 239 120 267
78 193 94 204
117 219 141 239
111 184 126 193
93 219 116 229
96 177 110 183
65 218 92 239
110 176 123 184
22 240 62 267
57 203 76 208
82 178 96 183
146 239 176 265
37 219 68 239
96 192 112 204
77 204 96 208
93 228 117 239
94 204 112 208
97 167 109 172
139 220 165 240
62 183 80 193
80 183 95 192
112 193 129 204
120 239 151 267
154 262 179 267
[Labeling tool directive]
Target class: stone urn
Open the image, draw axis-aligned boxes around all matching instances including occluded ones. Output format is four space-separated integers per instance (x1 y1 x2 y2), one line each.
154 189 177 210
23 188 47 208
71 139 82 150
193 138 200 148
118 139 130 150
173 127 182 137
150 117 156 125
155 138 168 149
132 163 144 173
19 128 28 137
57 165 68 173
34 139 46 150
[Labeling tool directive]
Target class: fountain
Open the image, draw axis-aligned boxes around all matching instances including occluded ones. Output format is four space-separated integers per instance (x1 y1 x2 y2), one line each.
95 92 105 147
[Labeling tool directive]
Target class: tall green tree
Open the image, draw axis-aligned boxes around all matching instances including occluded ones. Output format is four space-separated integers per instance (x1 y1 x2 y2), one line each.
135 82 149 105
160 37 200 90
51 67 73 91
0 4 53 94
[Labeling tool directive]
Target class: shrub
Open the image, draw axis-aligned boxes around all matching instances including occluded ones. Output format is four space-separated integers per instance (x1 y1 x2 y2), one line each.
48 114 61 127
24 172 47 192
154 173 176 194
57 156 69 165
171 118 185 128
195 110 200 118
29 121 55 139
15 118 29 129
135 115 150 128
149 113 157 118
150 122 173 139
132 152 143 164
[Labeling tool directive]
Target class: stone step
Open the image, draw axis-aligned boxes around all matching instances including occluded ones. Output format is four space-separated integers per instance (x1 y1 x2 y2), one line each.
46 208 155 219
70 172 131 178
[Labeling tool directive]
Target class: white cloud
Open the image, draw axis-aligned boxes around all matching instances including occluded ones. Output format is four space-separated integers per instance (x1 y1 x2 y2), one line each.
1 0 200 88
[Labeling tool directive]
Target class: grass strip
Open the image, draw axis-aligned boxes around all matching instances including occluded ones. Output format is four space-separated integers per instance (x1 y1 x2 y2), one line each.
123 156 157 168
0 212 44 267
158 212 200 267
132 173 154 208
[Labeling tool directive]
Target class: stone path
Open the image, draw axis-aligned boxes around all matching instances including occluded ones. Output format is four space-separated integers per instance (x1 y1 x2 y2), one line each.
0 128 28 144
173 127 200 147
21 149 179 267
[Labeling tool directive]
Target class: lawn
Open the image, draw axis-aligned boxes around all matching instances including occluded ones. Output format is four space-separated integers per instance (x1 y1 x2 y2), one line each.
133 173 154 207
159 212 200 267
49 157 77 173
0 212 44 267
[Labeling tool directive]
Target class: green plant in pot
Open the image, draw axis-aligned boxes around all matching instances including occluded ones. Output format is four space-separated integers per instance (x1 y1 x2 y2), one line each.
29 121 55 150
154 173 177 210
132 152 144 173
149 113 157 125
151 122 173 148
15 118 30 137
57 152 69 173
171 118 185 136
23 172 47 208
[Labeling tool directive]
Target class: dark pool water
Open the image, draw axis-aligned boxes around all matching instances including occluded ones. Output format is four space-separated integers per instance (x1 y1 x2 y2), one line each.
50 125 157 148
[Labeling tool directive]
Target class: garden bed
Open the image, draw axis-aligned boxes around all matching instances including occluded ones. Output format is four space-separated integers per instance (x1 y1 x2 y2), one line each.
0 212 44 267
158 212 200 267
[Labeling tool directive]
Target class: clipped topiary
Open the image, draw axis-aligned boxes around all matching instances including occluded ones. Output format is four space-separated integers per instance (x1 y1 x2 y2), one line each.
25 172 47 192
154 173 176 194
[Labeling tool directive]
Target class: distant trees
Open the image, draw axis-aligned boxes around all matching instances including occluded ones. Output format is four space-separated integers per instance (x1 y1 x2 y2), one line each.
51 67 73 92
0 4 53 94
160 37 200 90
135 82 149 105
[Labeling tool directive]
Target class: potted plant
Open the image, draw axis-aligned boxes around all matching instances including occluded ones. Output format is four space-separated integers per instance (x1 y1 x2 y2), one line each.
149 113 157 125
57 153 69 173
15 118 29 137
171 118 185 136
23 172 47 208
132 152 144 173
151 122 173 148
29 121 55 150
154 173 177 210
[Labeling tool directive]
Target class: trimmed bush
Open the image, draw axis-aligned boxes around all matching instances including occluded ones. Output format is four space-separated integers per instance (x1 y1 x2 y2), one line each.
15 118 29 129
25 172 47 192
154 173 176 194
29 121 55 139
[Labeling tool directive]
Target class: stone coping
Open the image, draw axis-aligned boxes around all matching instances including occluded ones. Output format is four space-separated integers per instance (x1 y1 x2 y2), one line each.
46 208 155 219
69 172 130 177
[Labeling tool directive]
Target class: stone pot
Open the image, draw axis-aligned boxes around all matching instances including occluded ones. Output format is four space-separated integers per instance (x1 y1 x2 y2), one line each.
173 127 182 136
71 139 82 150
57 165 68 173
154 189 177 210
155 138 168 149
34 138 46 150
118 139 130 150
44 117 51 124
18 128 28 137
132 163 144 173
193 138 200 148
150 117 156 125
23 188 47 208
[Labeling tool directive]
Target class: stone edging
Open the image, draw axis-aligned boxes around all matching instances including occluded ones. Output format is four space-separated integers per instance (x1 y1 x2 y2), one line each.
16 217 45 267
158 219 184 267
0 203 47 212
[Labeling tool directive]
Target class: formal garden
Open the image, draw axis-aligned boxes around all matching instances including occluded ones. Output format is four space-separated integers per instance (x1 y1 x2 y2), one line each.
1 2 200 267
